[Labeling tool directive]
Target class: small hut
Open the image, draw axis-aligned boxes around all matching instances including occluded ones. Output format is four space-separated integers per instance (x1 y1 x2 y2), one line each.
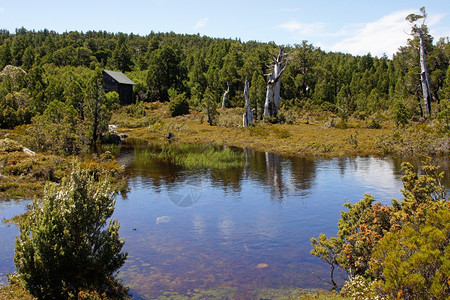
102 70 135 105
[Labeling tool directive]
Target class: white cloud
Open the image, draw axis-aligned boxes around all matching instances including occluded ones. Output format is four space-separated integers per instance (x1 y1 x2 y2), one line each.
329 9 415 57
194 18 209 30
276 9 424 57
427 13 450 41
427 13 446 27
335 10 414 56
276 20 326 36
0 8 4 13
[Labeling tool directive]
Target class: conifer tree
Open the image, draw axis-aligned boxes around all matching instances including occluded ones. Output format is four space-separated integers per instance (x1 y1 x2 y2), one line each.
14 167 128 299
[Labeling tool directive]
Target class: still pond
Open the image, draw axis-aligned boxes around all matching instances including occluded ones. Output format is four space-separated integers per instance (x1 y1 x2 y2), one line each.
0 143 447 299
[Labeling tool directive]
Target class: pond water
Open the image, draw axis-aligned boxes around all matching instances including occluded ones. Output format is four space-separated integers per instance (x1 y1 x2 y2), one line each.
0 143 447 299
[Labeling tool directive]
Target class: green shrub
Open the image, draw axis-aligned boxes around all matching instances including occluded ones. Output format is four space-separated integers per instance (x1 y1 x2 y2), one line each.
169 93 190 117
124 99 146 117
372 206 449 299
104 91 120 111
0 92 33 129
392 100 411 127
311 160 448 296
364 117 382 129
14 167 128 299
351 110 368 120
334 120 348 129
25 100 90 154
436 99 449 130
320 101 337 113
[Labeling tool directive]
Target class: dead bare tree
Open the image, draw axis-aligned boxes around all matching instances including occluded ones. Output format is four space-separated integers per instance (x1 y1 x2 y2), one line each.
406 7 432 117
263 47 289 118
221 82 229 109
243 79 253 127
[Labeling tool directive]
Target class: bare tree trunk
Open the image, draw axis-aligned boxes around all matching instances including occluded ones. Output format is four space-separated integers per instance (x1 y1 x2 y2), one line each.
273 80 282 114
243 79 253 127
406 8 432 117
221 82 229 109
264 76 275 117
263 47 288 118
418 28 432 117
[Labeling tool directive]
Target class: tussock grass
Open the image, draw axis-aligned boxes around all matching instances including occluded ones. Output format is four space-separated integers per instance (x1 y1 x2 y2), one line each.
138 143 245 170
182 146 245 169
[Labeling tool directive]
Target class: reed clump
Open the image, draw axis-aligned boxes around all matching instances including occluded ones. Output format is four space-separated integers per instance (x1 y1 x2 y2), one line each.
140 143 245 170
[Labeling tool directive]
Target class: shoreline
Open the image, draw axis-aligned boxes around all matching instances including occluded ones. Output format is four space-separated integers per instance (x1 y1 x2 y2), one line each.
115 105 447 159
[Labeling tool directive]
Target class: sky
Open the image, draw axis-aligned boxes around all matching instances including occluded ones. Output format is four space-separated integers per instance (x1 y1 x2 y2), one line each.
1 0 449 58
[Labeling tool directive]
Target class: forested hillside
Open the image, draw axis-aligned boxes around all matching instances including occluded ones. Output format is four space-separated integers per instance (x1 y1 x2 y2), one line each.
0 25 448 132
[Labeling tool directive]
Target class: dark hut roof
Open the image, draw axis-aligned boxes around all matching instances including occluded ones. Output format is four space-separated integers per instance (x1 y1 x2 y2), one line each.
103 70 135 85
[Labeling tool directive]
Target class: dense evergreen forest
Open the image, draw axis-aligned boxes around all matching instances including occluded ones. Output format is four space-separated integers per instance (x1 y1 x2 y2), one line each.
0 25 449 142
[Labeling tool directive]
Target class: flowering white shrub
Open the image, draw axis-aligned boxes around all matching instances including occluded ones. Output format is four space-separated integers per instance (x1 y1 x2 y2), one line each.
341 275 385 300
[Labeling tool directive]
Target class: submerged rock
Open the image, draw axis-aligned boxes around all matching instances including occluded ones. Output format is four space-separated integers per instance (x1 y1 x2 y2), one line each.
156 216 173 224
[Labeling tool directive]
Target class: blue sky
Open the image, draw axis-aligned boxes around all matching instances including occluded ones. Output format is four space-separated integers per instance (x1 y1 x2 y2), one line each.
1 0 449 58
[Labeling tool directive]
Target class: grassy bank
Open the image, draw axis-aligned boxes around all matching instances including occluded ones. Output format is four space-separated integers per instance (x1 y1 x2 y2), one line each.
0 138 70 200
0 137 127 200
112 102 448 158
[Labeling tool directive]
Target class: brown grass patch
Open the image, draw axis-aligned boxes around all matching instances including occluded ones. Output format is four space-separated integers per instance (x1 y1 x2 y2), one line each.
116 103 400 158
